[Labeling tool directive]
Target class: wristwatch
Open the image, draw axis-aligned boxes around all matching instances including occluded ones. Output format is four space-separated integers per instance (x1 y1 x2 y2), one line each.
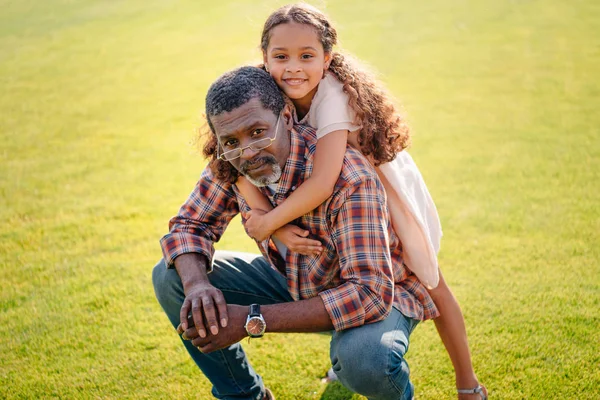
244 304 266 338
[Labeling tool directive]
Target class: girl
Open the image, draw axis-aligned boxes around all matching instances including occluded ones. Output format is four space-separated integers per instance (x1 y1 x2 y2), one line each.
237 4 487 399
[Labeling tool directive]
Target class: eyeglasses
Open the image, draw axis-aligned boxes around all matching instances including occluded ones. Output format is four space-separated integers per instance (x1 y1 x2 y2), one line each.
216 115 281 161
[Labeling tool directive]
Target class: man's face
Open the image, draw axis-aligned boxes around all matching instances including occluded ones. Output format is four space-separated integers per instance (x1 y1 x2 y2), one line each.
211 97 292 186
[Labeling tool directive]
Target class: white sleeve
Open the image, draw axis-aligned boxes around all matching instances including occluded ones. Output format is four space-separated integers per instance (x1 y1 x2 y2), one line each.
308 73 361 139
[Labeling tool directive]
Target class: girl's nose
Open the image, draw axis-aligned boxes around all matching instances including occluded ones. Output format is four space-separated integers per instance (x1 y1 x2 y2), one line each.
285 62 302 73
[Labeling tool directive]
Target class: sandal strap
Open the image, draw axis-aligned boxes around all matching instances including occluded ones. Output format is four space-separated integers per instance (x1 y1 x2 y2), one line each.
457 384 487 399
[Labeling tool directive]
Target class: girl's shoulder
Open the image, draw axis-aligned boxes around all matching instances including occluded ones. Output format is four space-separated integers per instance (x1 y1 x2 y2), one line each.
310 72 349 115
308 72 360 138
316 71 345 94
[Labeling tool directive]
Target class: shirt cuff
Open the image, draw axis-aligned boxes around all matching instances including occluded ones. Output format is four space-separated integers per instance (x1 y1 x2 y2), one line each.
159 232 215 272
319 282 365 331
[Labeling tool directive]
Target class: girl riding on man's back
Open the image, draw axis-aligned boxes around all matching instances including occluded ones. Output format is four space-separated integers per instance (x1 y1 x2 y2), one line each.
235 4 487 399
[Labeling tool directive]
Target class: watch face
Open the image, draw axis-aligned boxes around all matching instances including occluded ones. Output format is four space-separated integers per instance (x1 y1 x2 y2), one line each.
246 316 266 336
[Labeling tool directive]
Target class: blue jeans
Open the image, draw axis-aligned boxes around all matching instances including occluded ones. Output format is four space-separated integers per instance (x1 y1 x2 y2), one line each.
152 251 419 400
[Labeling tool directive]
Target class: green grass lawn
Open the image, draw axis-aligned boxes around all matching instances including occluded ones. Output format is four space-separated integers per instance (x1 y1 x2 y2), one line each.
1 0 598 398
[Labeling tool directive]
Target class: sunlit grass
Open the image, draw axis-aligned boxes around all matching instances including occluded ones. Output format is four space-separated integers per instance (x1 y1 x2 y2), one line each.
1 0 599 398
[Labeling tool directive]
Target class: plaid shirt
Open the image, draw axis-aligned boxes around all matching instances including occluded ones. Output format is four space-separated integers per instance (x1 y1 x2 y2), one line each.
161 125 439 331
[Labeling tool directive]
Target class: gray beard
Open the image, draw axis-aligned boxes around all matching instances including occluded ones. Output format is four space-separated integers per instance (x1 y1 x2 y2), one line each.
243 163 282 187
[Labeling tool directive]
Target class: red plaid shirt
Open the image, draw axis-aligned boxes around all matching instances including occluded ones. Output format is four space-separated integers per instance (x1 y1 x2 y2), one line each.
161 125 439 331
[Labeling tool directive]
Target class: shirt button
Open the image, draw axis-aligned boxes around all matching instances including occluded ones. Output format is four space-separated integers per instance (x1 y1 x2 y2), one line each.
291 186 296 190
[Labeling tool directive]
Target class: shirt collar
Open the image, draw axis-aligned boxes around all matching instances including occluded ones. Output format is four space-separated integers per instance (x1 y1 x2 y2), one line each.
261 125 316 200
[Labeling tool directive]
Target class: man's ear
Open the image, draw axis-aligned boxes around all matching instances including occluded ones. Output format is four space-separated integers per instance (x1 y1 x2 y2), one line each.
283 104 294 129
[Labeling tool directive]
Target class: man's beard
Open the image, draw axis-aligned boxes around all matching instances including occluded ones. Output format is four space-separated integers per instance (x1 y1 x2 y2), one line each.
239 156 282 187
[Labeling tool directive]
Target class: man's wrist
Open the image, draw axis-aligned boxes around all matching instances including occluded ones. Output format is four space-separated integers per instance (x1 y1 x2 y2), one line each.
244 304 266 338
182 274 211 293
174 253 211 291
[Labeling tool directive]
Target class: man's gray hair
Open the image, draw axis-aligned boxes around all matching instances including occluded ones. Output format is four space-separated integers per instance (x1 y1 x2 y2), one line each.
205 66 285 133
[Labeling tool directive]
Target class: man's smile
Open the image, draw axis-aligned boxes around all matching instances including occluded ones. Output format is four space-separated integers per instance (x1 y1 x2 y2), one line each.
240 157 272 173
245 161 266 171
238 153 282 187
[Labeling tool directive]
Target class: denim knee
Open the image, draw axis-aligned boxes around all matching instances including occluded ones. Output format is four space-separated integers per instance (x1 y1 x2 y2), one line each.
152 260 184 326
330 312 415 400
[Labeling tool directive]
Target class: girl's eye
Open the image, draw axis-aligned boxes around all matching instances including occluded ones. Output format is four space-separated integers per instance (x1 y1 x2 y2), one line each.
301 54 314 60
274 54 287 60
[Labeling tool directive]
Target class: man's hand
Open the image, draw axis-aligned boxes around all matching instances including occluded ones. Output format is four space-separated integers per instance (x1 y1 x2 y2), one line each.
178 304 248 353
245 209 273 241
273 225 323 256
180 281 228 339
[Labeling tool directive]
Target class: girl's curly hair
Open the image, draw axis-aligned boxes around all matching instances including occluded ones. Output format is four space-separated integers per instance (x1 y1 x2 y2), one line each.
260 3 410 165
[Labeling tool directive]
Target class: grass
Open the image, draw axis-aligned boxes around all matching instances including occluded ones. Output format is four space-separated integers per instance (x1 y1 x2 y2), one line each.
1 0 598 398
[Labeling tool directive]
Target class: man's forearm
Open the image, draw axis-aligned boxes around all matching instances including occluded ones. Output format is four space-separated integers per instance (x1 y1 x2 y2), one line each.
183 287 334 353
175 252 231 336
261 296 333 333
174 253 211 291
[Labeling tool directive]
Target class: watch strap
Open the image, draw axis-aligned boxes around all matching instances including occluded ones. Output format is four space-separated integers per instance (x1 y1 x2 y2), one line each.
249 304 261 317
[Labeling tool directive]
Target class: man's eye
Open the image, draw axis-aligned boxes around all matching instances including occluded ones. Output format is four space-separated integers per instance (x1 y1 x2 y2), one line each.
223 140 237 148
252 129 265 137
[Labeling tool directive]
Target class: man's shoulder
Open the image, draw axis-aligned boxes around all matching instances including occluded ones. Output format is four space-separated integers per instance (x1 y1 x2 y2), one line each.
292 123 378 186
326 148 386 221
293 123 318 143
339 147 379 187
194 165 238 201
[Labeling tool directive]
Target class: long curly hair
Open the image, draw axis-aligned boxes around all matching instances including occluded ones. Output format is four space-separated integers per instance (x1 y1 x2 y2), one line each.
260 3 410 165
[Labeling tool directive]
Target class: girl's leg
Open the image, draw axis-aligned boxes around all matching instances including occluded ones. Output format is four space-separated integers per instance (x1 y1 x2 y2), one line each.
428 270 487 399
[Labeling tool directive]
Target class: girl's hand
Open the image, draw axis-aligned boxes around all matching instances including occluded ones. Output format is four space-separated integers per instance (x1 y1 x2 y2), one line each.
273 225 323 256
245 209 274 241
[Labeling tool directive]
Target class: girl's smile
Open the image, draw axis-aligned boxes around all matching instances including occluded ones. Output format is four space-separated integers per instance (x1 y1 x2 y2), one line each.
283 78 307 86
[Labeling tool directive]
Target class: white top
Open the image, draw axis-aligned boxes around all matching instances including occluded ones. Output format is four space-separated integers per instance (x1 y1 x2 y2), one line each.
378 153 443 289
296 72 443 289
297 72 361 138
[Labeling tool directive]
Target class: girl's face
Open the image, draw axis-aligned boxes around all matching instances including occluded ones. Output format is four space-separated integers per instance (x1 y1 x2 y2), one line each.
264 22 331 113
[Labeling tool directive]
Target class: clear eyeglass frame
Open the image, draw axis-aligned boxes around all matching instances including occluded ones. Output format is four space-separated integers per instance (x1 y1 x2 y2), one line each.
217 115 281 161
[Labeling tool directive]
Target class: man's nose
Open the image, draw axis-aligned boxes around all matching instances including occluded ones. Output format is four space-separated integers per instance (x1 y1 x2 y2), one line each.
239 145 260 160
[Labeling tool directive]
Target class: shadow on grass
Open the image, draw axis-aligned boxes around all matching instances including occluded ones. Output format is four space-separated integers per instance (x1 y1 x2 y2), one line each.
320 381 357 400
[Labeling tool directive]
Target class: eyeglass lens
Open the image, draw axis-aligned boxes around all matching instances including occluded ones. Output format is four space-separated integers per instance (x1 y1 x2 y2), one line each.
222 138 272 160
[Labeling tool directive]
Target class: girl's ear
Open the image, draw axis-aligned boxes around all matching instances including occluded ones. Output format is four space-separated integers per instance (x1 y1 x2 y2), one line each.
324 52 332 70
263 52 270 72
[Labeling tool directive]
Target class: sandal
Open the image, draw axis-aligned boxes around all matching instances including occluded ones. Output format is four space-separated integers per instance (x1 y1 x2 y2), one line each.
321 367 339 384
457 384 488 400
264 388 276 400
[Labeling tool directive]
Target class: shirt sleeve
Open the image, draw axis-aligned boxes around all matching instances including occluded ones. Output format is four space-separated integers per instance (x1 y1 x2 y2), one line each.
159 168 240 270
318 175 395 331
309 73 361 139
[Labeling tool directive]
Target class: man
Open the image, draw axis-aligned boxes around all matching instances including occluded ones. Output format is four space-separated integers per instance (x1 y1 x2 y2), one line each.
152 66 438 400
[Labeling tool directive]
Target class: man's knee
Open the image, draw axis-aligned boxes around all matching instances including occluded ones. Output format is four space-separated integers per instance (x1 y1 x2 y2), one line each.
331 319 413 399
335 343 411 398
152 259 183 309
